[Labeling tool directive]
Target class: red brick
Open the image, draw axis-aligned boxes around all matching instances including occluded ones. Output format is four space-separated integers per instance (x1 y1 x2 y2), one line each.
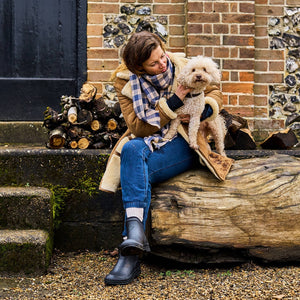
187 2 203 12
240 24 255 34
204 47 213 57
223 60 254 70
88 3 119 14
255 26 268 37
222 14 254 24
188 35 220 46
240 72 254 82
221 71 230 81
88 71 112 82
254 73 283 84
87 37 102 48
224 106 254 118
213 24 229 34
254 84 268 95
254 96 268 106
239 95 255 106
204 2 213 12
229 2 238 12
169 37 186 47
187 24 203 34
255 61 268 72
230 47 238 58
87 49 119 59
169 25 185 35
153 4 184 14
255 38 269 49
188 13 220 23
230 25 239 34
231 71 239 81
222 94 229 106
87 25 102 36
240 48 255 59
170 15 185 24
214 47 230 58
223 36 254 46
213 2 229 13
87 59 119 71
255 6 283 16
255 16 268 26
255 50 284 60
88 13 102 24
186 47 204 57
269 61 284 71
204 24 212 34
229 95 238 105
240 3 255 13
222 83 254 94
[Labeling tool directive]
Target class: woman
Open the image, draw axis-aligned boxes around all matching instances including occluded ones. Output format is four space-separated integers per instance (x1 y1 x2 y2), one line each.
100 31 223 285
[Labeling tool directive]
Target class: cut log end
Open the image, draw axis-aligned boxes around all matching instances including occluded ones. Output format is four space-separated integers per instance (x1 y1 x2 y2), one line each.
77 138 90 149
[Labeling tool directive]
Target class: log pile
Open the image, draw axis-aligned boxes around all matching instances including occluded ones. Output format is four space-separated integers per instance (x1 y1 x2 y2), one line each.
43 84 127 149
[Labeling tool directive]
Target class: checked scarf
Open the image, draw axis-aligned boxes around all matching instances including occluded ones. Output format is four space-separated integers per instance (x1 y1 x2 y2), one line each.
130 56 174 151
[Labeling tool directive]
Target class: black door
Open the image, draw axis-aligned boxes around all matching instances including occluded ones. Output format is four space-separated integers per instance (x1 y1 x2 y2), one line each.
0 0 86 121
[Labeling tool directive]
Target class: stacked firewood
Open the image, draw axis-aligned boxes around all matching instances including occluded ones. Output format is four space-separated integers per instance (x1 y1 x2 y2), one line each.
43 84 127 149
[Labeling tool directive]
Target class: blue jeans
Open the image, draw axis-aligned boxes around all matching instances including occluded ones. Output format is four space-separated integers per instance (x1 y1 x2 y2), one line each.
120 135 199 236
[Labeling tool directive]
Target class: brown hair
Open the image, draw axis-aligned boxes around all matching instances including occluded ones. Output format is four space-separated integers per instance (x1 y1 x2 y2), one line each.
122 31 166 75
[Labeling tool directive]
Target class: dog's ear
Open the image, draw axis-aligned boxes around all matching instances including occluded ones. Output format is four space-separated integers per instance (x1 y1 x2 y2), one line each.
177 70 185 85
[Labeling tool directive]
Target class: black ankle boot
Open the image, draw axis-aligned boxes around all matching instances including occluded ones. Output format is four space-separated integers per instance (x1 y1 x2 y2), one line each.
119 217 151 256
104 254 141 285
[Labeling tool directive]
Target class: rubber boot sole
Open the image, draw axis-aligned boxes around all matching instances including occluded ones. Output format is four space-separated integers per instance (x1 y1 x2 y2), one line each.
104 265 141 285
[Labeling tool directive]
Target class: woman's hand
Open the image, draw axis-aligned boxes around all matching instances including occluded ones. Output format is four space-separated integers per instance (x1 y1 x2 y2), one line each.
178 114 190 124
175 84 193 101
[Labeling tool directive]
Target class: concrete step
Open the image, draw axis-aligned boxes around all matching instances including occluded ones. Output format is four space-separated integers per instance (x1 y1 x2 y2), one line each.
0 229 52 274
0 122 48 147
0 187 53 231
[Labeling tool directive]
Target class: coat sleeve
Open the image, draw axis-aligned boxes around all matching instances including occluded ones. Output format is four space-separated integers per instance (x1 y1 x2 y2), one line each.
114 78 178 138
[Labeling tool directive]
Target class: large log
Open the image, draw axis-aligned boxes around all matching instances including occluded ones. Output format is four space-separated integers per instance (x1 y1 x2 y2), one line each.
150 154 300 263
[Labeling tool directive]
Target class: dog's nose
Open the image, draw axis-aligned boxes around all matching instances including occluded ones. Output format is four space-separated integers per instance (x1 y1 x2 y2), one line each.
195 75 202 81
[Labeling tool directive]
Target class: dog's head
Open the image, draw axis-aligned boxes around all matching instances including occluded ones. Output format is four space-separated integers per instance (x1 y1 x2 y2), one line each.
177 56 221 92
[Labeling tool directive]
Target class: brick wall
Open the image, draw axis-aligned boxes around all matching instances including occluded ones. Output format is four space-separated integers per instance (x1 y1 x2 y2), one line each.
87 0 299 142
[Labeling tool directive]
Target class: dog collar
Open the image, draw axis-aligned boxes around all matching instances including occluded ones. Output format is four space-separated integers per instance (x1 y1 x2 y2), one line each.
185 92 203 98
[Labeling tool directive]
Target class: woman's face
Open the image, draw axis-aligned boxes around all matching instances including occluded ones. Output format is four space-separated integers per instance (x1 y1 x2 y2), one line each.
142 46 167 75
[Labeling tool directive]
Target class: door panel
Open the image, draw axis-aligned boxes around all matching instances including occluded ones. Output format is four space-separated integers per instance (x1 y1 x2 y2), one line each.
0 0 86 120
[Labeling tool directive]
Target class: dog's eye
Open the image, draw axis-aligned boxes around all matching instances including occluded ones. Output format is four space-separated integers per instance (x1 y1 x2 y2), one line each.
192 68 195 72
203 67 207 72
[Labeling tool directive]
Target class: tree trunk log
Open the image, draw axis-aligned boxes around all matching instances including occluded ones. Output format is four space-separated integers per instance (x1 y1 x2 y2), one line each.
68 106 77 124
150 154 300 263
77 137 90 149
48 127 66 149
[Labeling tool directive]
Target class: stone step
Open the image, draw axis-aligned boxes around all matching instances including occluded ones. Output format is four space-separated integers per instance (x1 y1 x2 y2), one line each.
0 229 52 274
0 122 48 146
0 187 53 231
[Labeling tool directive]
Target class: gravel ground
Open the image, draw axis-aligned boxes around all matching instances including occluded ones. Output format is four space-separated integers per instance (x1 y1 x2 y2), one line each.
0 250 299 300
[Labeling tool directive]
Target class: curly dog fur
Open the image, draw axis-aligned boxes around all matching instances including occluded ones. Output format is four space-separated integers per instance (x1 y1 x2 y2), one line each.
164 55 227 157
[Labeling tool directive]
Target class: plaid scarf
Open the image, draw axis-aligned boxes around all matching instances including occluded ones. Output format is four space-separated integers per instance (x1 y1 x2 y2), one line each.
130 57 174 151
